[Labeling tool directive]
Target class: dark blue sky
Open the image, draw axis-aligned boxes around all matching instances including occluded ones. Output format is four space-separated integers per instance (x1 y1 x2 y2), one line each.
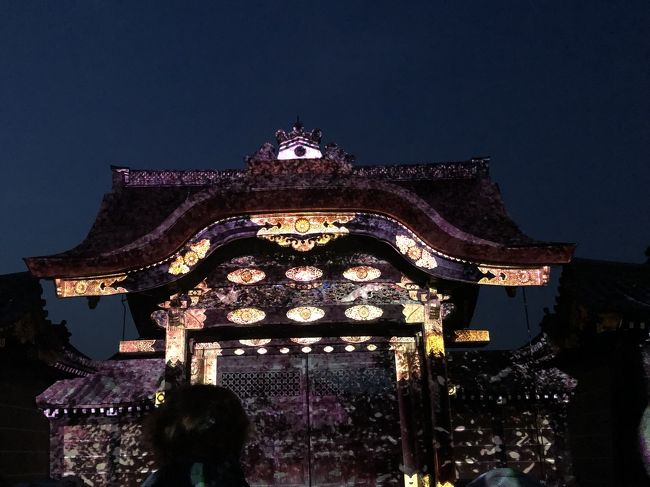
1 1 648 358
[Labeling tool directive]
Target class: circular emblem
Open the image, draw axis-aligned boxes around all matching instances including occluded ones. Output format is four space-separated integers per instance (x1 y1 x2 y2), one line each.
357 306 370 319
240 270 252 283
285 266 323 282
294 146 306 157
300 308 312 320
183 251 199 266
294 218 311 233
407 246 423 261
74 281 88 295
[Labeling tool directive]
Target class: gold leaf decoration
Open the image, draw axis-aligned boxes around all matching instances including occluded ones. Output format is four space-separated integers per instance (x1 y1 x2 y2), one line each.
251 213 355 252
452 329 490 343
342 266 381 282
290 337 322 345
286 306 325 323
395 235 438 269
285 266 323 282
477 265 550 286
344 305 383 321
227 308 266 325
227 268 266 285
239 338 272 347
402 303 425 323
55 274 127 298
425 333 445 357
168 239 211 275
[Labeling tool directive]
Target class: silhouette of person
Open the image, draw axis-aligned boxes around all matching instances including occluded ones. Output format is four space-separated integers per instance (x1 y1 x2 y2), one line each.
142 385 250 487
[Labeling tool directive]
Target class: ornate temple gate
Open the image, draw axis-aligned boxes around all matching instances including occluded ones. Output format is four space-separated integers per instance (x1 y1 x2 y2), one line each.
192 337 421 487
213 345 403 486
28 122 575 486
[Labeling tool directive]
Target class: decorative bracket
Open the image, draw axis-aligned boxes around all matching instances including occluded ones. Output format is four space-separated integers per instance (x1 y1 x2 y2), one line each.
250 212 355 251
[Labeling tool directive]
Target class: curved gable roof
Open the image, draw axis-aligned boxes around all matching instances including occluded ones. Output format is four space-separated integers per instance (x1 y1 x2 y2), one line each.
25 159 574 279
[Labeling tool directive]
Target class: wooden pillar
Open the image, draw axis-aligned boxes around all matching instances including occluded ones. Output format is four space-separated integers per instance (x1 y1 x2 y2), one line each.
192 342 221 385
163 307 188 391
422 293 455 486
392 337 429 486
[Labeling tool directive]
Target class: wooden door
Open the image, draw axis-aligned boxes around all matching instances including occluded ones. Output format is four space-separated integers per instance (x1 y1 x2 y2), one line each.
218 349 401 487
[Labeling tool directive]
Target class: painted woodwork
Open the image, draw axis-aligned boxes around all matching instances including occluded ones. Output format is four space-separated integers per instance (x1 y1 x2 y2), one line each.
51 212 553 298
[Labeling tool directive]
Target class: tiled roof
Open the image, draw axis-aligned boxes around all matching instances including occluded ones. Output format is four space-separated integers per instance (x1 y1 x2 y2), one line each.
25 160 574 277
447 335 576 397
36 358 164 408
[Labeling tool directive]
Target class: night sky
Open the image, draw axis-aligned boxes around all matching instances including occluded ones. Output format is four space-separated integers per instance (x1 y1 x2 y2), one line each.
1 1 648 359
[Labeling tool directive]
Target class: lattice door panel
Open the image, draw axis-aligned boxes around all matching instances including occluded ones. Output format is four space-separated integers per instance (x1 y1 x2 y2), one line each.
218 355 309 487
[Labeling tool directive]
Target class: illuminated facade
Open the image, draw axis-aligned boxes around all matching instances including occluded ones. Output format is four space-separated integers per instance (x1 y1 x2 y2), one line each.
28 122 576 486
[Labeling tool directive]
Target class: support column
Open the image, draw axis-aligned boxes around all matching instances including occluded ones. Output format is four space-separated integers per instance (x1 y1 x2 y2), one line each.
163 307 188 391
192 342 221 385
422 293 455 486
392 337 429 486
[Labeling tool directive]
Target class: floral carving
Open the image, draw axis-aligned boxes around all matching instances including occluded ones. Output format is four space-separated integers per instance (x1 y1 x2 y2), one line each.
55 274 127 298
227 268 266 285
285 266 323 282
227 308 266 325
342 266 381 282
395 235 437 269
168 239 211 275
344 305 383 321
286 306 325 323
478 265 550 286
251 213 355 252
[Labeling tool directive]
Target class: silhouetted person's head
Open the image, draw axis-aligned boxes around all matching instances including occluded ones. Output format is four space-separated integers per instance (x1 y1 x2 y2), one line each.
146 385 249 467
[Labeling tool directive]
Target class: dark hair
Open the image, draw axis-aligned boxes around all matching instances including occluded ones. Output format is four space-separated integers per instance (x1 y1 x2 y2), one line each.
145 385 249 466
